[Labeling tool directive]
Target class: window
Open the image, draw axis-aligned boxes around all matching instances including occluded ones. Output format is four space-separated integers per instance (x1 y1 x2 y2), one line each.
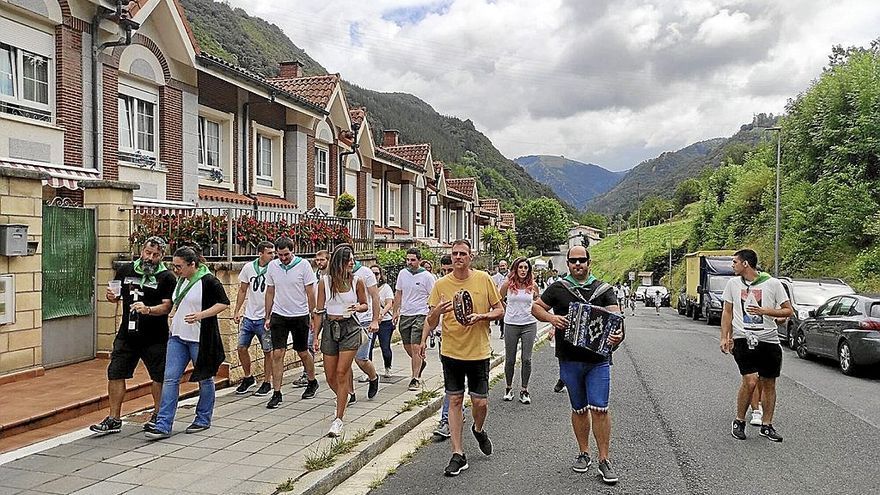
198 117 220 172
371 179 381 223
388 185 400 225
118 93 157 163
833 297 859 317
256 134 273 187
816 298 837 317
0 43 51 121
315 146 329 194
415 189 423 224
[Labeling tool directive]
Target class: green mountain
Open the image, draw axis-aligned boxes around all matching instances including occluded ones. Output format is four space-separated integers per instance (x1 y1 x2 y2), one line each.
514 155 625 210
178 0 562 211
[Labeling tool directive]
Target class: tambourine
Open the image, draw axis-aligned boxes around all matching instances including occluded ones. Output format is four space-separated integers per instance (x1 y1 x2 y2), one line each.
453 289 474 325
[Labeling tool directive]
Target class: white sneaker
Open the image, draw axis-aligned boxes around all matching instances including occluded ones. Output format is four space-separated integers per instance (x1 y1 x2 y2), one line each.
328 418 344 437
384 367 393 378
357 373 370 383
503 389 515 401
750 409 763 426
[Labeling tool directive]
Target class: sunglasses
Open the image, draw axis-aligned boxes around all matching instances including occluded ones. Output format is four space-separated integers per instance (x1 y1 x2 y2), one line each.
567 257 590 265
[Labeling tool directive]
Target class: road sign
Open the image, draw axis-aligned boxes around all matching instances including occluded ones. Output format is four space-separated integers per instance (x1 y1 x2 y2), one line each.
628 271 635 281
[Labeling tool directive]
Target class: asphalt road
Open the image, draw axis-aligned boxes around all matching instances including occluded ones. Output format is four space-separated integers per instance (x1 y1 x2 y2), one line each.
371 308 880 495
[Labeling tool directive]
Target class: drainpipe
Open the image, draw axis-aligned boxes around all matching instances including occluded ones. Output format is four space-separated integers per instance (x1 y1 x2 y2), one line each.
241 102 250 196
92 1 139 172
338 121 362 198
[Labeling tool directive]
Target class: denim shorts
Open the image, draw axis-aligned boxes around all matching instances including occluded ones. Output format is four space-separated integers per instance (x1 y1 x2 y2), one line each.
238 317 271 352
355 322 374 361
559 359 611 413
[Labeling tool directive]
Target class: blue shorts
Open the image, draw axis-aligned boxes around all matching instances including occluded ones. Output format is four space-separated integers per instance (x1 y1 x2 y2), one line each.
238 317 271 352
559 359 611 413
355 321 373 361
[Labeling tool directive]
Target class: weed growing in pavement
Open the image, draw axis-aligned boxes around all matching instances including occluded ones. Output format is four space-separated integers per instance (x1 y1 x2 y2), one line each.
276 477 295 492
303 429 373 471
374 417 392 429
398 388 441 413
533 334 550 352
488 370 505 389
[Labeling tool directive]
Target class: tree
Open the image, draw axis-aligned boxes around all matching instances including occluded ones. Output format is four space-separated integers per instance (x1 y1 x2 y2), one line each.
516 198 570 252
480 226 505 261
579 211 608 231
673 179 702 209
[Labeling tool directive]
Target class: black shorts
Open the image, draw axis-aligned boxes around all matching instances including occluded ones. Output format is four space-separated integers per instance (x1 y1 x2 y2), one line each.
441 355 490 398
107 336 166 382
732 338 782 378
270 314 311 352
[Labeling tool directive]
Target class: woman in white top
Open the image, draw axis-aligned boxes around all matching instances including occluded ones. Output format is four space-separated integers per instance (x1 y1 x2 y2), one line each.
368 265 396 378
146 246 229 439
312 244 368 437
499 257 539 404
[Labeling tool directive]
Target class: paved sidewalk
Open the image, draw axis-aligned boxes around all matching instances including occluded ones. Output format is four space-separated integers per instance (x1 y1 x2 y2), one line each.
0 325 541 495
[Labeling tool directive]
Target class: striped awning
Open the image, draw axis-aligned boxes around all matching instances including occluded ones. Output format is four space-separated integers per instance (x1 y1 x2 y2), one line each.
0 159 100 190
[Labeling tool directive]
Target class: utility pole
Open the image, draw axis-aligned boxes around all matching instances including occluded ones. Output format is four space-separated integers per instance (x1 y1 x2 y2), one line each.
636 181 641 246
667 208 674 280
767 126 782 277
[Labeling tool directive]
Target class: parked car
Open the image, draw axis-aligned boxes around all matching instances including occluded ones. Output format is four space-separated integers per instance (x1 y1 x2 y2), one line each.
634 285 649 301
643 286 670 307
776 278 855 347
794 294 880 375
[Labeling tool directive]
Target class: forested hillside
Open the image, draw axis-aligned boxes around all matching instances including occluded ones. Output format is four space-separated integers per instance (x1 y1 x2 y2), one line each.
178 0 562 211
515 155 625 210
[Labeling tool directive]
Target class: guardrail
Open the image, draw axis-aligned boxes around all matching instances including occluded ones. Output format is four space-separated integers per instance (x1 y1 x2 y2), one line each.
128 207 374 261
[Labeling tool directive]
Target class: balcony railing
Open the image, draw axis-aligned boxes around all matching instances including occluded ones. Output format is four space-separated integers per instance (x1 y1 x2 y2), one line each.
128 207 374 260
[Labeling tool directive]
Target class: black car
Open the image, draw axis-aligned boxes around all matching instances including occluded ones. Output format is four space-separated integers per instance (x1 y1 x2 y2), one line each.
794 294 880 375
776 278 855 347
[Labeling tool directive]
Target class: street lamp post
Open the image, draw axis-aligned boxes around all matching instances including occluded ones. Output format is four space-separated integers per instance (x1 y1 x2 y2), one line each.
766 126 782 277
667 208 674 279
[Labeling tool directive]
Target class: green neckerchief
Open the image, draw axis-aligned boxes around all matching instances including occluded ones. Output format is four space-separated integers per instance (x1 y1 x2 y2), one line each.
279 256 303 272
408 266 426 275
563 274 597 288
353 261 363 273
743 271 771 286
173 264 210 308
133 259 168 287
252 259 268 277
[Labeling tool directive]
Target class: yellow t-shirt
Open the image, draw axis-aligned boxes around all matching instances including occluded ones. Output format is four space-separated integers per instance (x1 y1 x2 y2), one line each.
428 270 502 361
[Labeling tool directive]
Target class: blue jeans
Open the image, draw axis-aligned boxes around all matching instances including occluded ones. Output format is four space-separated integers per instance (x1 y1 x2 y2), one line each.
155 336 216 433
369 320 395 369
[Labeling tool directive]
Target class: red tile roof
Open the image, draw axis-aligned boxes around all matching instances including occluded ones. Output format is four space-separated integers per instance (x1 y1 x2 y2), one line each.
500 212 516 227
374 226 393 235
268 74 340 108
390 227 410 235
446 178 477 198
479 199 500 217
383 144 430 167
198 187 296 209
349 107 366 126
376 147 423 172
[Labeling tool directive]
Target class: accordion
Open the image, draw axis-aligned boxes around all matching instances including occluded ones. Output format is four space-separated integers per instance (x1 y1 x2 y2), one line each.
564 302 624 357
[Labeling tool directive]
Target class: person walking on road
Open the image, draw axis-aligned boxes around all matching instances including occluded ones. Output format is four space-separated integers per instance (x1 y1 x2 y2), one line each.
293 249 328 388
145 246 229 439
369 265 396 378
532 246 623 485
351 256 382 402
499 257 539 404
720 249 792 443
232 241 275 397
423 239 504 477
264 237 318 409
91 237 174 435
312 244 369 437
393 248 436 391
492 260 508 338
654 290 662 315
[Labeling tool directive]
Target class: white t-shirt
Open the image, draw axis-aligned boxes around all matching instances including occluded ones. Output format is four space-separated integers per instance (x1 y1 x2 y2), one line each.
171 280 202 342
492 272 507 288
238 260 269 320
504 287 537 325
378 283 394 322
395 268 436 316
353 265 378 325
265 258 317 317
722 275 789 343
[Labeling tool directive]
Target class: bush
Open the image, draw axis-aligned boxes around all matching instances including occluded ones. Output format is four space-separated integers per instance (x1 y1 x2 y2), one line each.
335 192 356 218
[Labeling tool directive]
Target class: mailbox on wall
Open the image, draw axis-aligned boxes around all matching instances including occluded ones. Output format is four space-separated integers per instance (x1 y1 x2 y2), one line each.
0 224 28 256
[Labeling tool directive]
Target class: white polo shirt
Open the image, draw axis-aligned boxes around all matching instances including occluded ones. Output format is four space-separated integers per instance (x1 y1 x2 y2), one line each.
395 268 436 316
265 257 317 317
354 264 378 325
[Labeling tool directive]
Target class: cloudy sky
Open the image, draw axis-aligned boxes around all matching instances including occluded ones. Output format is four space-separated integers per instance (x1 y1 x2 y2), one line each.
226 0 880 171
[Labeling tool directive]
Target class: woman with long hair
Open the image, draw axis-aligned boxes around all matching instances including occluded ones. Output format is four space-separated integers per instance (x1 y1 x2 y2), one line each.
145 246 229 439
369 265 396 377
312 244 369 437
499 257 539 404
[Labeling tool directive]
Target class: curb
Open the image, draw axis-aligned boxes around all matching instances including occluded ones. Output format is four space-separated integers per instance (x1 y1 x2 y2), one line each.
286 324 551 495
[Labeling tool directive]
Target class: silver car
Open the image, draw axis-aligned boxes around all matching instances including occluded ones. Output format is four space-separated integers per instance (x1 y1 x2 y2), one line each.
777 278 854 347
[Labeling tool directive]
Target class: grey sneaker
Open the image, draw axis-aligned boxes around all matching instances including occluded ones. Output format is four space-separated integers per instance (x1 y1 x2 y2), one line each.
598 459 618 484
144 425 170 440
292 373 309 388
433 421 451 439
572 452 592 473
90 416 122 435
731 419 747 440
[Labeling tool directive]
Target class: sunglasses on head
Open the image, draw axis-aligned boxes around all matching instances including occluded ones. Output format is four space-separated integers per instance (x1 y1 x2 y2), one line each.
567 257 589 265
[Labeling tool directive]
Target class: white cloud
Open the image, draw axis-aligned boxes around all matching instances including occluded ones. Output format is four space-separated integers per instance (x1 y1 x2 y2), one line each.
224 0 880 171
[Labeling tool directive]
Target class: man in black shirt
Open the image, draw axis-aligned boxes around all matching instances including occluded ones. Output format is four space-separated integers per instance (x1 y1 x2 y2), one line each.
90 237 175 435
532 246 622 485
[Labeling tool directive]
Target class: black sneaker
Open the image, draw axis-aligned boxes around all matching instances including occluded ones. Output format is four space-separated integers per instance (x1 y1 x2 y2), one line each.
368 377 379 399
89 416 122 435
236 376 256 395
267 391 283 409
302 379 319 399
598 459 619 484
185 423 210 434
760 424 783 442
472 425 493 455
731 419 747 440
144 425 170 440
253 382 272 397
554 379 566 393
408 378 420 391
444 453 469 477
143 412 157 431
348 393 357 405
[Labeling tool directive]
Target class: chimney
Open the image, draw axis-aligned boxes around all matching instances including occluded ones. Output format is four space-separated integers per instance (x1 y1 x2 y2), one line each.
278 60 303 79
383 129 400 147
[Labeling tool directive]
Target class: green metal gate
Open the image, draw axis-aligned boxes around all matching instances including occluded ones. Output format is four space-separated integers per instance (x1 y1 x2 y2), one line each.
42 205 96 320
